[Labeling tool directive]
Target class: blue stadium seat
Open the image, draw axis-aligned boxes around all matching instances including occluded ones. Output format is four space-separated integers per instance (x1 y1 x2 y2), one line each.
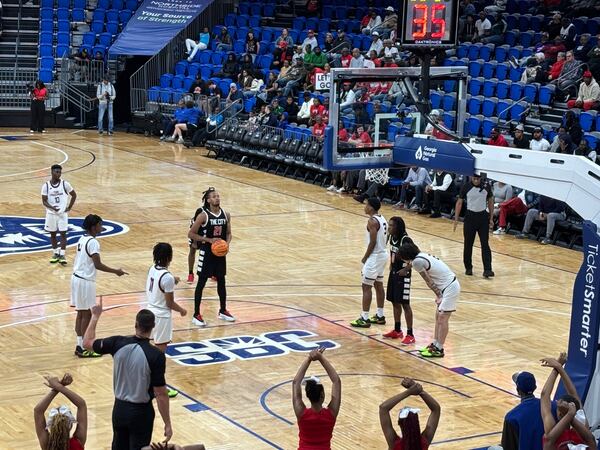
106 21 119 34
288 29 299 43
442 112 455 130
57 31 70 45
496 62 510 80
159 89 172 103
98 32 113 46
210 52 224 65
40 20 54 32
361 35 372 51
41 0 53 7
263 4 275 16
580 111 597 132
504 30 518 47
125 0 138 10
82 32 96 46
430 90 442 109
119 9 132 24
73 0 86 8
479 44 494 61
174 60 188 75
510 101 527 121
91 21 104 33
468 115 483 136
160 73 173 88
40 56 55 70
523 83 538 102
187 63 200 77
482 61 497 79
224 13 236 27
335 7 348 19
40 8 54 20
258 54 273 69
40 44 53 57
92 44 106 57
306 17 318 31
233 40 245 54
111 0 124 9
469 77 484 96
198 51 211 64
148 87 160 102
57 0 69 6
530 14 544 31
183 76 194 91
57 20 70 32
171 75 185 89
200 65 213 80
596 115 600 133
519 30 534 47
443 93 457 111
57 8 70 20
56 44 70 57
249 3 261 15
588 18 600 35
218 80 231 94
261 30 273 42
72 8 85 21
443 79 456 92
39 69 53 83
106 9 119 22
468 59 483 77
505 13 518 29
573 18 587 35
92 8 105 21
238 3 250 15
249 16 261 28
508 45 523 60
509 81 524 100
483 78 498 98
292 17 306 31
318 18 331 32
496 80 511 99
40 32 53 45
468 95 483 115
482 98 498 117
236 26 249 40
497 99 513 120
495 45 509 62
457 43 469 59
518 14 531 31
468 43 481 60
482 117 498 138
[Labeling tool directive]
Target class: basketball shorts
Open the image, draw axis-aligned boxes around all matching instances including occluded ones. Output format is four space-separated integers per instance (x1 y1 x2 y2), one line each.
188 238 198 249
438 278 460 313
70 275 96 310
361 253 387 286
44 211 68 232
386 271 411 304
151 315 173 345
197 246 226 278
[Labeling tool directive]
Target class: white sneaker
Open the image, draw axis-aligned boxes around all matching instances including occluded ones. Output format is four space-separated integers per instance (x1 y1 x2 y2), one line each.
409 204 420 211
336 187 346 193
326 185 337 192
165 136 175 142
493 227 506 235
192 314 206 327
176 137 184 144
218 310 236 322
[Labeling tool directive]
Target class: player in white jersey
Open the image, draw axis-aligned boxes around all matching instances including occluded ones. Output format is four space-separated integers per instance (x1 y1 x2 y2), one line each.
398 242 461 358
350 197 388 328
41 164 77 265
147 242 187 398
72 214 127 357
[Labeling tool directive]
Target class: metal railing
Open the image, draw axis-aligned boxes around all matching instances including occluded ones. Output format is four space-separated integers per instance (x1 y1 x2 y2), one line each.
130 88 210 116
0 68 38 109
60 54 106 85
129 0 234 112
207 98 243 133
55 64 97 124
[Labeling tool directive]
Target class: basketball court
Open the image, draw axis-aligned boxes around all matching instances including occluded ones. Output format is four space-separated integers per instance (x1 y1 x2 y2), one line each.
0 130 583 449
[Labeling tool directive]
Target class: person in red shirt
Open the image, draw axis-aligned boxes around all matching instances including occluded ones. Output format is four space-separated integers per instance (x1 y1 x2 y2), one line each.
379 378 441 450
547 51 566 81
487 127 509 147
34 373 88 450
312 116 326 139
540 354 597 450
348 126 372 146
309 98 325 125
293 347 341 450
340 48 352 68
30 79 48 133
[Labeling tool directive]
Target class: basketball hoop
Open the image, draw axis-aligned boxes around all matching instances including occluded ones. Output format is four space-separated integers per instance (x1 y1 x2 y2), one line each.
365 168 389 185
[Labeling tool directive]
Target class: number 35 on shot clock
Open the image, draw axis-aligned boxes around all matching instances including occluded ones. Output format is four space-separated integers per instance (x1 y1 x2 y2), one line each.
400 0 459 49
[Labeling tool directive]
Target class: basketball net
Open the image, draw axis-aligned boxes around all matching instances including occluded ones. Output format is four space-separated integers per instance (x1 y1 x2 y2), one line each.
365 168 389 185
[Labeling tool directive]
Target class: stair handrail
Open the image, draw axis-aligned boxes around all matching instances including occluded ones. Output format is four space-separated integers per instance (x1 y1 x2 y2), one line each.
206 98 243 134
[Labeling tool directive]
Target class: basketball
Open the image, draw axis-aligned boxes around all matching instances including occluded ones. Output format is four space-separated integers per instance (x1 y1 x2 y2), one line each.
211 239 228 257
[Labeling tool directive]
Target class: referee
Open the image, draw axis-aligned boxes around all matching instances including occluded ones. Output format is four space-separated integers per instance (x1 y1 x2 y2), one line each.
453 174 495 278
83 300 173 449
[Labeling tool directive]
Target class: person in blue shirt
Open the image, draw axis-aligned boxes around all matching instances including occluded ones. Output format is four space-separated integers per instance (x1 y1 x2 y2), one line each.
185 27 210 62
225 83 244 114
167 100 203 144
160 99 185 141
185 106 224 148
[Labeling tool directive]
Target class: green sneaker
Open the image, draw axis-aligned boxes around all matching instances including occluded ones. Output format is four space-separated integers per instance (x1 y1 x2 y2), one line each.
350 317 371 328
58 255 67 266
167 389 179 398
49 254 60 263
368 314 386 325
419 343 435 354
421 347 444 358
75 346 102 358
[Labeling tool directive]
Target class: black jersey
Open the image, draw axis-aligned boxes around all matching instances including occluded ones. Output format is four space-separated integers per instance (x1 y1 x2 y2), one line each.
200 208 228 244
390 234 412 273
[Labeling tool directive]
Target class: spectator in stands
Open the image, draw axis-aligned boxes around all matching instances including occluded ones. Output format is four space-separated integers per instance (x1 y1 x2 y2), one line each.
393 166 431 210
554 51 582 100
386 81 407 106
309 97 325 125
225 83 243 114
515 195 566 244
348 125 372 146
297 92 314 125
244 74 264 99
540 355 597 449
484 0 507 14
312 115 326 140
278 59 307 97
481 13 507 44
576 138 598 163
34 373 87 450
492 181 513 220
512 124 530 149
379 378 441 450
587 36 600 81
292 45 305 64
275 28 294 49
459 14 476 42
563 111 583 145
501 370 549 450
284 96 299 123
349 48 365 68
238 69 254 92
245 31 260 59
419 170 455 218
279 60 291 79
188 74 204 95
546 13 562 40
185 27 210 63
375 6 397 38
520 57 543 83
272 30 293 70
546 51 566 82
160 99 185 141
305 0 320 16
259 72 279 104
96 76 115 135
186 107 223 148
339 82 356 113
215 27 232 52
566 71 600 111
494 189 539 235
362 9 382 35
204 80 222 113
559 17 577 50
30 80 47 134
213 53 238 79
352 103 370 127
574 34 593 62
461 0 476 16
239 54 257 78
329 30 351 61
168 100 201 144
271 98 284 116
543 38 566 66
367 32 384 56
293 348 340 450
474 11 492 42
558 132 579 155
305 46 327 69
94 50 104 62
302 30 318 54
487 127 509 147
259 105 278 127
530 127 551 151
381 39 399 61
323 33 334 53
308 62 330 90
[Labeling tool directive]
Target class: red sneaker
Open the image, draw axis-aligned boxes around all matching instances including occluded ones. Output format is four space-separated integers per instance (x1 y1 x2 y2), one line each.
187 273 194 284
218 310 236 322
192 314 206 327
401 335 416 345
383 330 404 339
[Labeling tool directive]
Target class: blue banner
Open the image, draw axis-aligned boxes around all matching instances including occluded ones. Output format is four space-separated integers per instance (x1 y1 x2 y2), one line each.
392 136 475 176
558 221 600 414
109 0 212 56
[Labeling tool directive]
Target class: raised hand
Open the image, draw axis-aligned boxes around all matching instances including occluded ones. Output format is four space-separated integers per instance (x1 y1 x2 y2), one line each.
43 375 62 390
557 352 567 365
401 378 415 389
540 357 562 369
91 300 103 318
60 373 73 386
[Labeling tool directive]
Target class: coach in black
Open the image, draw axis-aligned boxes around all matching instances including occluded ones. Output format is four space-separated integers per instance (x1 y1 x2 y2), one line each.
453 174 495 278
83 302 172 449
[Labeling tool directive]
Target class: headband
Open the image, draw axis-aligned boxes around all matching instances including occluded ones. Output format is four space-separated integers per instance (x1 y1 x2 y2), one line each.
47 405 76 429
303 375 321 385
398 407 420 419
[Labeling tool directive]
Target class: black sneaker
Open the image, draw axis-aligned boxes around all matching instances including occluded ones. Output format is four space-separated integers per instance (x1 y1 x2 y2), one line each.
483 270 495 278
465 268 473 276
429 212 441 218
368 314 386 325
75 345 102 358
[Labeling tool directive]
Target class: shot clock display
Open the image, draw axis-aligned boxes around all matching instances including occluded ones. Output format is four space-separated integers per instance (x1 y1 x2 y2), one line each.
400 0 459 48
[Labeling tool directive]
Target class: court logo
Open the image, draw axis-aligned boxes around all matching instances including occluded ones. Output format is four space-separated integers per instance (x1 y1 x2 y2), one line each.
0 216 129 257
166 329 340 367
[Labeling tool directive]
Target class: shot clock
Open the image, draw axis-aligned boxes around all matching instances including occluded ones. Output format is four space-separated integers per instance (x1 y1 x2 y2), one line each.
400 0 459 48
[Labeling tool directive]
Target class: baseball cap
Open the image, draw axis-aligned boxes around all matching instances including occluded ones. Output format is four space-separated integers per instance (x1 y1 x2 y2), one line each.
533 126 542 132
230 82 236 88
512 371 536 394
385 6 394 11
308 29 314 34
584 70 592 77
516 124 524 131
430 109 441 117
372 31 380 37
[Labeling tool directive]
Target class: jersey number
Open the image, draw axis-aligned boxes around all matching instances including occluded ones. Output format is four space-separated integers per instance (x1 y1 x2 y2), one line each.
213 226 222 237
54 196 61 204
149 277 154 293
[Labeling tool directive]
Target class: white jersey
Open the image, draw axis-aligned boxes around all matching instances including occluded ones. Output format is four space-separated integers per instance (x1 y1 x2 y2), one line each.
365 214 388 255
411 252 456 288
146 265 175 319
73 235 100 281
41 180 73 215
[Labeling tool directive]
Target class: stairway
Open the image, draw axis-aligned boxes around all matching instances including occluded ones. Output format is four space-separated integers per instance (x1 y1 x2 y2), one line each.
1 2 39 69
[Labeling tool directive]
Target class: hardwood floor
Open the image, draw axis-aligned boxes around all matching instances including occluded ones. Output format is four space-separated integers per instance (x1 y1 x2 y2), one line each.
0 130 581 449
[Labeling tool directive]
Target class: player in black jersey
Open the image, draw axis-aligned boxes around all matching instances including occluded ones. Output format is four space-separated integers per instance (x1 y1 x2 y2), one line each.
187 206 204 284
382 217 415 344
187 187 234 326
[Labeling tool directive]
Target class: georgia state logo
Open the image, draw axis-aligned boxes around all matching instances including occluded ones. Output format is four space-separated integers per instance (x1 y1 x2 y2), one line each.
0 216 129 257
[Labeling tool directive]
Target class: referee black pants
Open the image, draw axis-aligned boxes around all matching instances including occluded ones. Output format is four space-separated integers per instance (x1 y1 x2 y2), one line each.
30 100 45 132
463 210 492 272
112 399 155 450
